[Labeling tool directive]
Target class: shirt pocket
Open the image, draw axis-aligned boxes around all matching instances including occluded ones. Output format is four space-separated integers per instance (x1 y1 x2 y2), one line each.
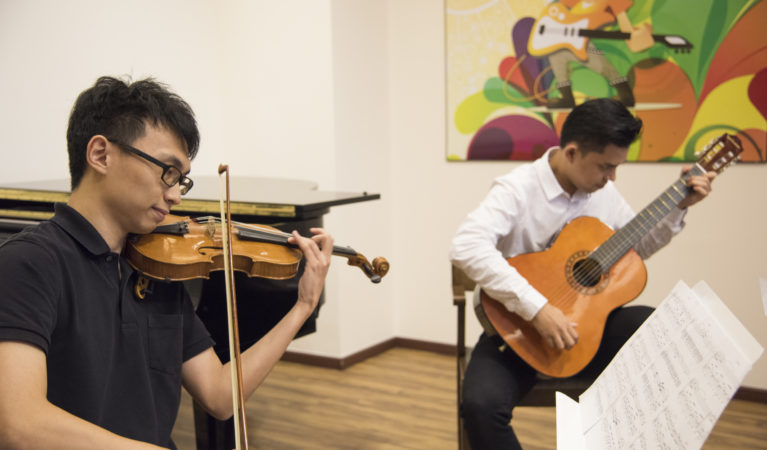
147 313 183 375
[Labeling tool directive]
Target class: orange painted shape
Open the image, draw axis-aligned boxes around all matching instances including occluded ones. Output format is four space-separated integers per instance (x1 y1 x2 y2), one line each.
631 60 697 161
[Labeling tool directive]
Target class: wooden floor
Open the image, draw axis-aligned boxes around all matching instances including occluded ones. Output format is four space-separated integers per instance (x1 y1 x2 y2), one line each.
171 347 767 449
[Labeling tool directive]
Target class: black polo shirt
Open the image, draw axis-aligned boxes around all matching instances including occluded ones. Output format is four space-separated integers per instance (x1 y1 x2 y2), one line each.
0 203 213 448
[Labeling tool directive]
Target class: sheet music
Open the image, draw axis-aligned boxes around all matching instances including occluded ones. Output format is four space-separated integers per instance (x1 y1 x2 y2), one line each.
557 392 585 450
558 280 763 450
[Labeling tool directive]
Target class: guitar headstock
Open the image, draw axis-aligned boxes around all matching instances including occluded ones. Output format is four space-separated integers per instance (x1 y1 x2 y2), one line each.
655 34 693 53
695 133 743 174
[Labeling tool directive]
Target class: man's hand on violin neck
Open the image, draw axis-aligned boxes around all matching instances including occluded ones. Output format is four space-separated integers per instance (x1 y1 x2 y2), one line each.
291 228 334 311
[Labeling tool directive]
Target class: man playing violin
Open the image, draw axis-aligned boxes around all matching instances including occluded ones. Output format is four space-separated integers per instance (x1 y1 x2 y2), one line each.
449 98 716 450
0 76 334 448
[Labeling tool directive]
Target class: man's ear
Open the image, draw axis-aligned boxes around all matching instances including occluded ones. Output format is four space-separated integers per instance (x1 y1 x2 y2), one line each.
563 143 579 162
85 135 111 175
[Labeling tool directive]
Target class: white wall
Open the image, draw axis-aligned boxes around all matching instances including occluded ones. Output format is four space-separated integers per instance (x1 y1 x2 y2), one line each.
1 0 765 390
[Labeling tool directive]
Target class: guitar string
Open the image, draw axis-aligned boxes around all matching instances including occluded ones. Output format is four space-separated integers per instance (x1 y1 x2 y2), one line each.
534 171 695 312
545 136 738 303
560 136 736 302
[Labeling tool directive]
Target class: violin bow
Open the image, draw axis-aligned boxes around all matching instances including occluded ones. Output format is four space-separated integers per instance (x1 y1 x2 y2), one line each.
218 164 249 450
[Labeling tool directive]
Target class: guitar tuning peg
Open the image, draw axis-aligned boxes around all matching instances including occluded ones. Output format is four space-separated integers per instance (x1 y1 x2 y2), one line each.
695 141 714 158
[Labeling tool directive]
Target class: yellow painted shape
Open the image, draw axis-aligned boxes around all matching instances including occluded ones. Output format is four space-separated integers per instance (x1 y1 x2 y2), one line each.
672 75 764 159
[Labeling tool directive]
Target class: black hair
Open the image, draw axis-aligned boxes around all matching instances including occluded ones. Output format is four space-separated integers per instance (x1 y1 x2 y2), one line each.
66 76 200 189
559 98 642 154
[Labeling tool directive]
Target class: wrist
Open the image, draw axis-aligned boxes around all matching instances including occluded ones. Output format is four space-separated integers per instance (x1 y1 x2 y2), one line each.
292 298 316 319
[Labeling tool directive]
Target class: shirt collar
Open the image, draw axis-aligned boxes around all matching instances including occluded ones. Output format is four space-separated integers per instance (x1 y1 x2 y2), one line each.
51 203 112 256
536 147 569 201
535 146 591 202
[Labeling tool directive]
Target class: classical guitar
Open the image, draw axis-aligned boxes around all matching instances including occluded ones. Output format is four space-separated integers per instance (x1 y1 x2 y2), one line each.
528 3 693 61
475 134 743 378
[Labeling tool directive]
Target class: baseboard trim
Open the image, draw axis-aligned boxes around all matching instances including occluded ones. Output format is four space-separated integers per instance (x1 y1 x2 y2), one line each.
735 386 767 404
281 337 455 369
282 338 398 370
282 338 766 404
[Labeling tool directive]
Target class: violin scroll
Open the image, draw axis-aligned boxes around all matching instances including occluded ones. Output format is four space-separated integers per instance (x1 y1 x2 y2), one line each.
372 257 390 279
346 254 390 283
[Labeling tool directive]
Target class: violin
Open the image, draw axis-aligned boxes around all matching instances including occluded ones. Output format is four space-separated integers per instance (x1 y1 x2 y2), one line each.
125 215 390 283
126 165 388 450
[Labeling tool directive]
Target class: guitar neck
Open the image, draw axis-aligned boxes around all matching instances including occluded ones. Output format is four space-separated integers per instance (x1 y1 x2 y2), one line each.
579 29 692 49
591 165 705 268
579 29 631 40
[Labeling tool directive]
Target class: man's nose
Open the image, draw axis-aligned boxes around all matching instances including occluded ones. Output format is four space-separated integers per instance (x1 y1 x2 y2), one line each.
165 184 182 206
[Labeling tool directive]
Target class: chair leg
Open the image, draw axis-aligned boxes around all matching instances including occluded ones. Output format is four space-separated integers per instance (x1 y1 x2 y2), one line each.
456 299 471 450
457 360 467 450
458 413 472 450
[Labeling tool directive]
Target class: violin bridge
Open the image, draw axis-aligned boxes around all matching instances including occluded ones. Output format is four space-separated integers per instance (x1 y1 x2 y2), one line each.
205 220 217 239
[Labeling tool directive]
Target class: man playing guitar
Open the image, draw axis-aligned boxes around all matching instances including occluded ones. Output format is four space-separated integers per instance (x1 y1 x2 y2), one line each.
450 98 715 449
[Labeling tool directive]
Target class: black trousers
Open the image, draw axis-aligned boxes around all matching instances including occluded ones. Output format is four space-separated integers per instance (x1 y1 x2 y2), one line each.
462 305 654 450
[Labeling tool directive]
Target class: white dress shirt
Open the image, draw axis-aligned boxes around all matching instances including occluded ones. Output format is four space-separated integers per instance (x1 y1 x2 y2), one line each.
449 147 686 321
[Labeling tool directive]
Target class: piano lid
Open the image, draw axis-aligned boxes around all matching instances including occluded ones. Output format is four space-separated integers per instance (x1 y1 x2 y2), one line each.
0 177 380 221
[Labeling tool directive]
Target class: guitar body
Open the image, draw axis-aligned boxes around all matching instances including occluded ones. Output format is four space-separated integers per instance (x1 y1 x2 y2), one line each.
477 216 647 378
528 3 593 60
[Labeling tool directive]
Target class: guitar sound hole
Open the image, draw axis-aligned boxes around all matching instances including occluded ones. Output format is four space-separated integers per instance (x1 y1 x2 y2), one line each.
572 258 602 287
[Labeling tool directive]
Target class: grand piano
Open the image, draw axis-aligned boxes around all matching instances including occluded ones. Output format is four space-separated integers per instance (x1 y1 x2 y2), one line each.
0 177 381 449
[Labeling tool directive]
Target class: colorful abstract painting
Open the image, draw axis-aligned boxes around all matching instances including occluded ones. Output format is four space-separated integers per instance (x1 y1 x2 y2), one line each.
446 0 767 162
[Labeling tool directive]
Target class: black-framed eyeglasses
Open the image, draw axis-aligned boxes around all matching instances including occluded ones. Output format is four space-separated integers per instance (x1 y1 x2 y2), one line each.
107 138 193 195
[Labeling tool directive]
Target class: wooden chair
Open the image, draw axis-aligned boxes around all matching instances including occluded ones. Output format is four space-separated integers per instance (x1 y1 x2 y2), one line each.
452 265 590 449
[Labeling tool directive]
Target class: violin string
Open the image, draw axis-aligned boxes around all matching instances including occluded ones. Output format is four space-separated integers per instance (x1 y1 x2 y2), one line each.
177 216 360 257
191 216 294 238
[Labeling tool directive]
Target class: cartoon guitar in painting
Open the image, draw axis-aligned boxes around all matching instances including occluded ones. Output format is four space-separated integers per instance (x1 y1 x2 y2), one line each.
474 134 742 378
525 1 693 109
528 2 693 61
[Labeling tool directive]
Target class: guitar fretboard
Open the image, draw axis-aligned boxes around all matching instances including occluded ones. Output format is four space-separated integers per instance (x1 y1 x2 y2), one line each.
578 29 692 50
591 164 705 269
